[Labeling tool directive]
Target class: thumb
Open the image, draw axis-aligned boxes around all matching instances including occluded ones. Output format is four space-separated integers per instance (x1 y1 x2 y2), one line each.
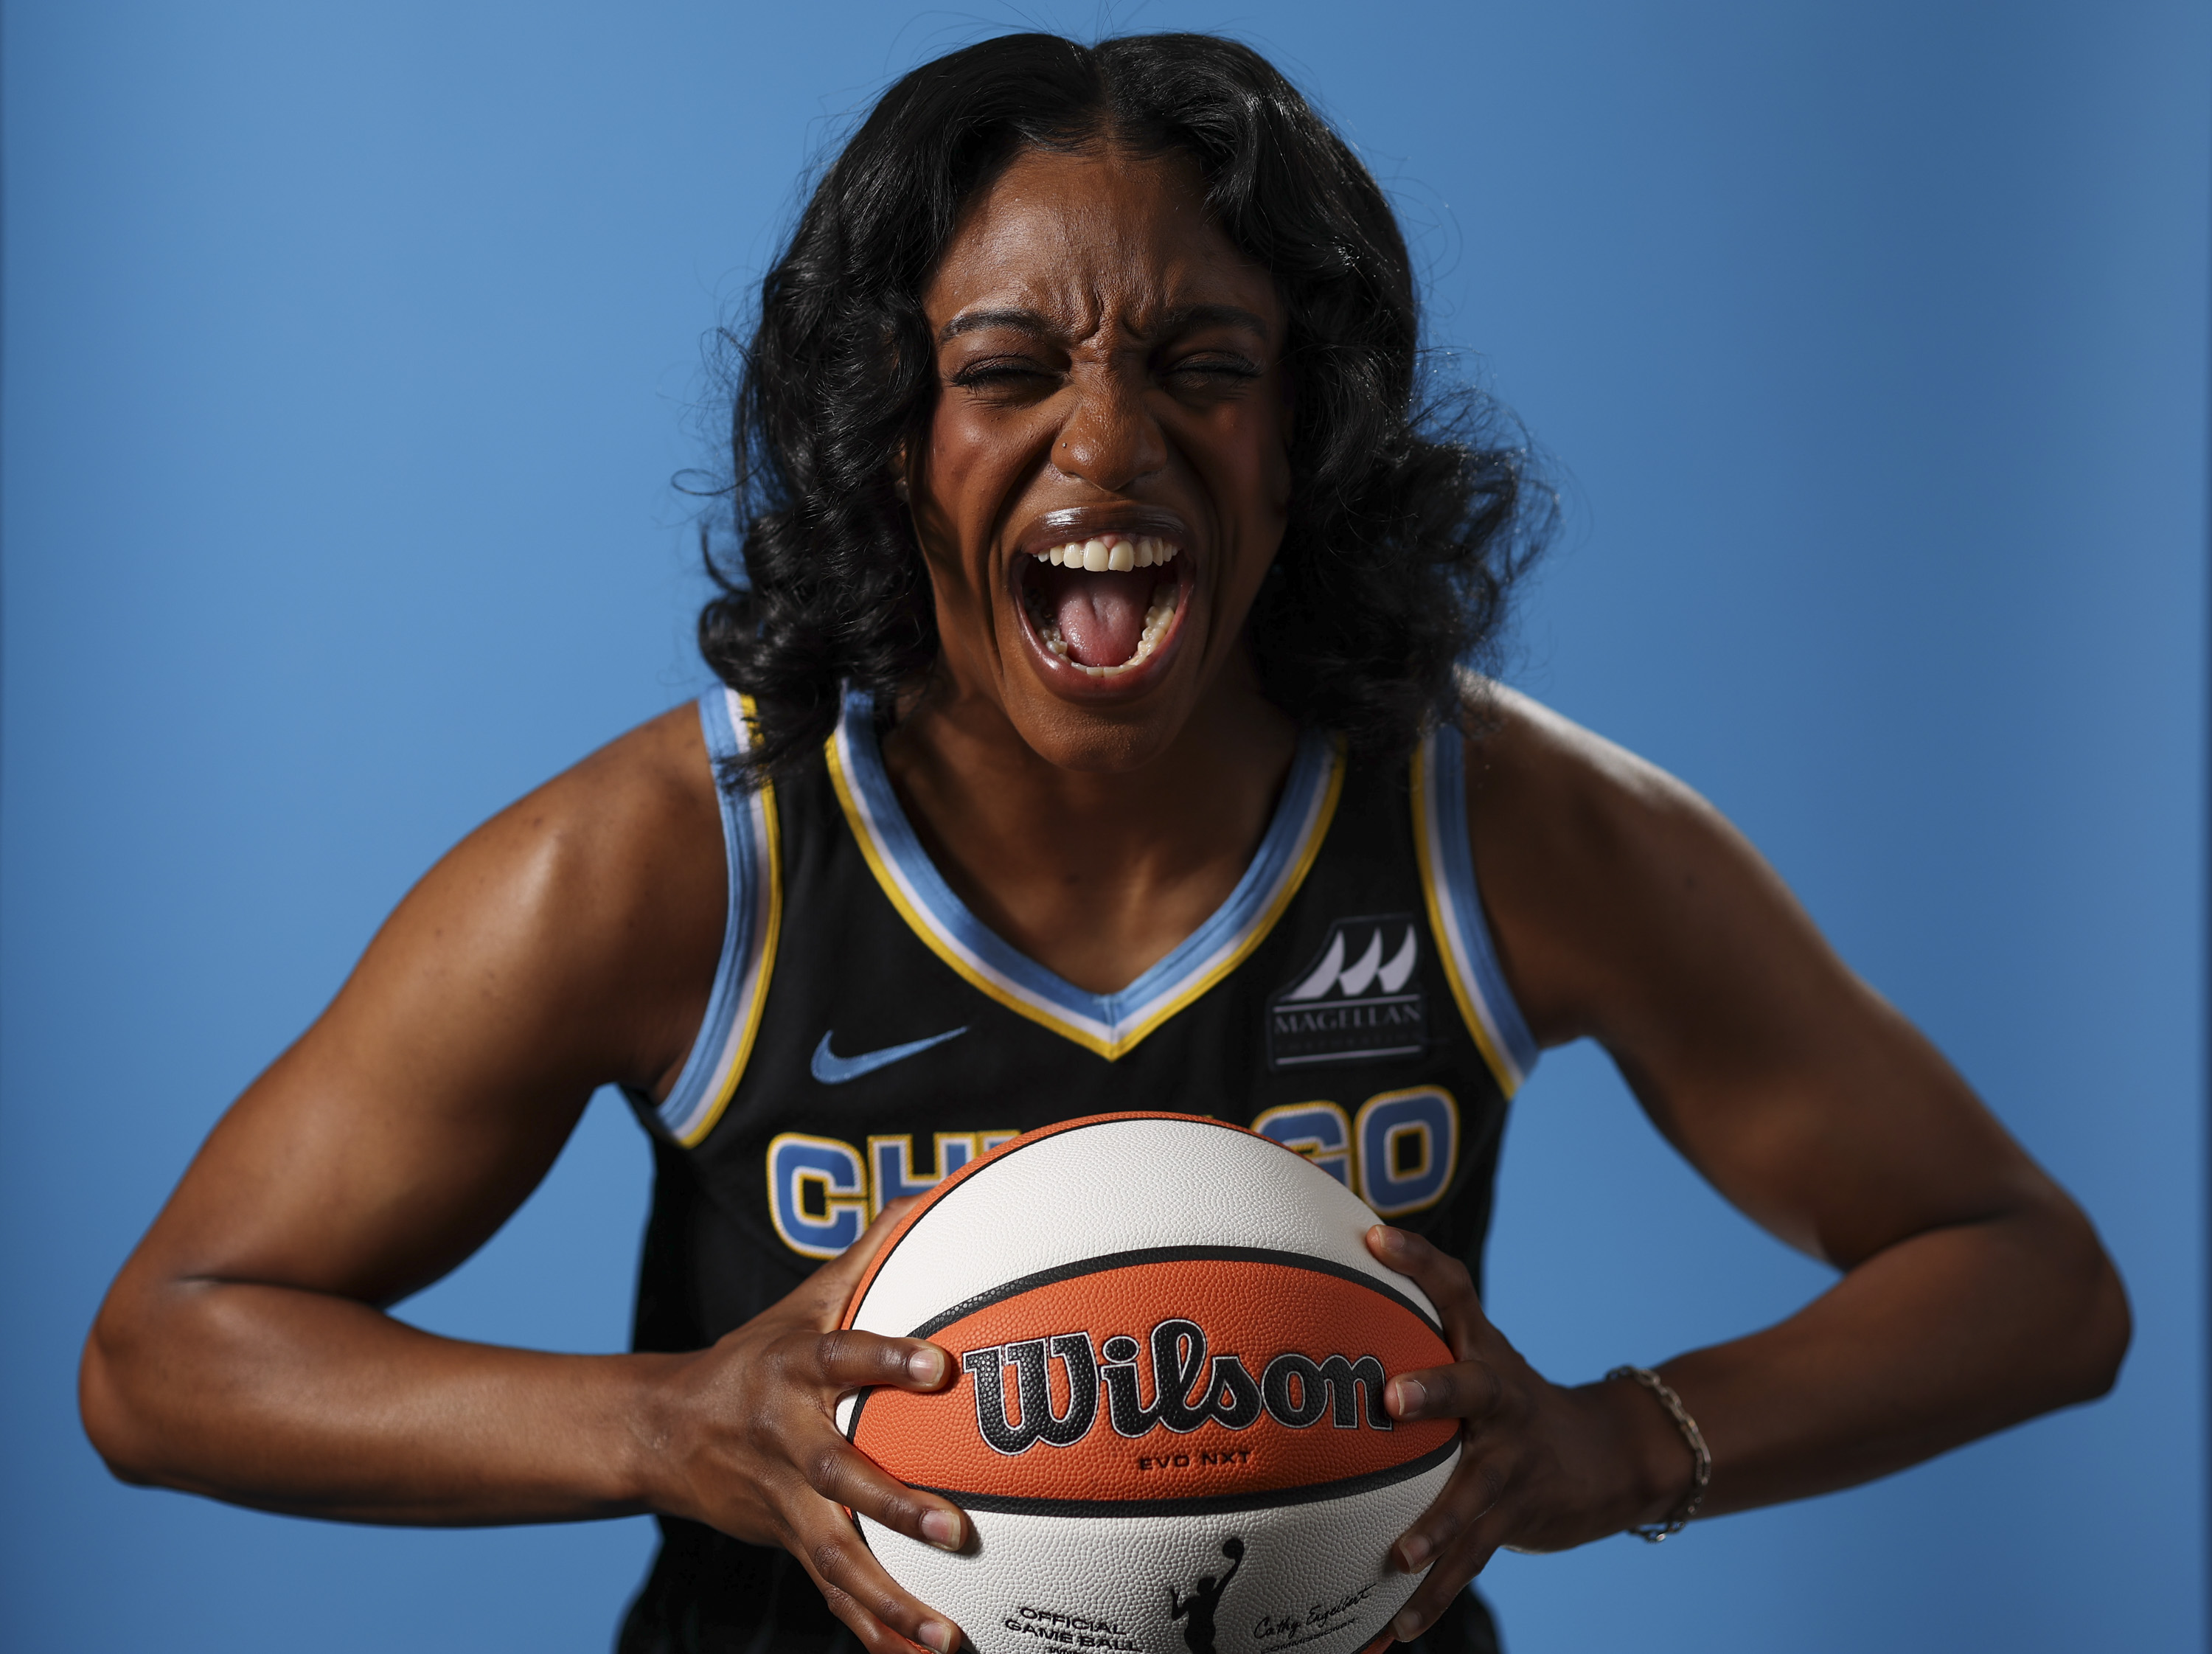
805 1195 923 1326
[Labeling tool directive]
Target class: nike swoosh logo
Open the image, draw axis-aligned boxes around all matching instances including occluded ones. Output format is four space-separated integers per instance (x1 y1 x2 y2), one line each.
810 1026 967 1085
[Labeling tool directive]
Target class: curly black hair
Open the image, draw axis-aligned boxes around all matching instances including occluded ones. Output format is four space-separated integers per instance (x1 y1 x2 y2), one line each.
701 30 1550 782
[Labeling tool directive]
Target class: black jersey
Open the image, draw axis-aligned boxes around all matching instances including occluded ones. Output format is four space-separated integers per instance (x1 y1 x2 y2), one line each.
616 689 1539 1654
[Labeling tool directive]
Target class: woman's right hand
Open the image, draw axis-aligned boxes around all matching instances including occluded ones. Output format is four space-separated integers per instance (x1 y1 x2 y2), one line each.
645 1198 970 1654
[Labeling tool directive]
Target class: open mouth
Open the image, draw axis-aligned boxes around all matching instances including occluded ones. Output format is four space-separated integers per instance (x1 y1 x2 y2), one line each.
1017 532 1188 680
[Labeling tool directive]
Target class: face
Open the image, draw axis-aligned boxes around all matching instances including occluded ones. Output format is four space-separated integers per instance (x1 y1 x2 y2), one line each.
908 144 1293 771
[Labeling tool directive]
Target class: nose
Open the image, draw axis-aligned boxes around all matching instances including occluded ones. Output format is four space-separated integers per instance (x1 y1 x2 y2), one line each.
1051 366 1166 493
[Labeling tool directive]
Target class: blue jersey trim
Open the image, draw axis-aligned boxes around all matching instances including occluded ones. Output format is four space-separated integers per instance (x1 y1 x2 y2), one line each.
653 688 781 1144
830 690 1343 1059
1415 725 1540 1092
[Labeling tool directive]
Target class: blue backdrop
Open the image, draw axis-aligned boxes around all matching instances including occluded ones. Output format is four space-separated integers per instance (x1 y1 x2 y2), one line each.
4 4 2203 1650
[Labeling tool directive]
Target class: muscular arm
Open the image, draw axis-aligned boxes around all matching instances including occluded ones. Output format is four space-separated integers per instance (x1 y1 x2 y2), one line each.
79 706 727 1521
1379 687 2127 1638
1472 684 2129 1517
81 707 971 1651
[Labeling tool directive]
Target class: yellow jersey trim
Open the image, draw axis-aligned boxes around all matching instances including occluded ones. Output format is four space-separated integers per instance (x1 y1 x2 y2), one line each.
827 706 1344 1062
675 692 783 1147
1411 732 1529 1098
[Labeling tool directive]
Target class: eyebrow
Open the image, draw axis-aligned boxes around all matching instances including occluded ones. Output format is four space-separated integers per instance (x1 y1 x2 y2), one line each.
937 303 1273 344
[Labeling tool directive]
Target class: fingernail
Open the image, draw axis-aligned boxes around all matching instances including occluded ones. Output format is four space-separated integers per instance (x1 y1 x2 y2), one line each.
1394 1609 1424 1639
1399 1533 1433 1570
908 1345 947 1385
917 1619 958 1653
921 1507 963 1551
1394 1377 1427 1415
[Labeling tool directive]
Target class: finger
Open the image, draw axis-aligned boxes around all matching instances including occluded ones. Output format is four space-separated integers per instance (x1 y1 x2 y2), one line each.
801 1418 970 1554
1390 1482 1514 1641
1366 1223 1477 1311
1385 1356 1503 1425
806 1197 927 1318
1366 1224 1486 1354
810 1327 959 1395
1391 1449 1504 1577
784 1491 965 1654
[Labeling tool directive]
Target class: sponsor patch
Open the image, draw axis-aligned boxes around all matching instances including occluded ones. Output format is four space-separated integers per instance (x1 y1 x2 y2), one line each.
1267 915 1426 1069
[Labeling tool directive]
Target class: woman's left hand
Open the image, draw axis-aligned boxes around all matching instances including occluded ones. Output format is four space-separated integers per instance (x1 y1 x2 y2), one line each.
1365 1223 1695 1643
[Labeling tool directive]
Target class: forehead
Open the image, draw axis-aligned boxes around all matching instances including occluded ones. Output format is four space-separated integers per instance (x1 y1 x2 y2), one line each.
924 145 1279 331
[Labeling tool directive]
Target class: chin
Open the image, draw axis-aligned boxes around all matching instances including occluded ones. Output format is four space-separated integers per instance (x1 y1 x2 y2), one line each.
996 664 1214 774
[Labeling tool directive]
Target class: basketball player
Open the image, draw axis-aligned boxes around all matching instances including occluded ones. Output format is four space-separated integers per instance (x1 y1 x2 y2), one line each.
80 32 2127 1654
1170 1537 1245 1654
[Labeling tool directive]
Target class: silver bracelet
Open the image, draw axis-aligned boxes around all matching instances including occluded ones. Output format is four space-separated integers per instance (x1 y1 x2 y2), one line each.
1607 1365 1711 1542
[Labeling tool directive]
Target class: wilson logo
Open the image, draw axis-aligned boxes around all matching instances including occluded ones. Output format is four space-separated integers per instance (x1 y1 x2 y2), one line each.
961 1318 1392 1456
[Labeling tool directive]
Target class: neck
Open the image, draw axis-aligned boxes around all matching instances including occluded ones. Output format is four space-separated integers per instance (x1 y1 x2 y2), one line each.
879 662 1299 995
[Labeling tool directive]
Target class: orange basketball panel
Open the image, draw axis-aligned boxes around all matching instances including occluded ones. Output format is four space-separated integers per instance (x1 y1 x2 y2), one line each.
851 1255 1455 1509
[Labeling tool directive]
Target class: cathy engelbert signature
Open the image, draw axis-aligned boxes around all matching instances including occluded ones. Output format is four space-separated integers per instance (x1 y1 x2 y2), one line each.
1249 1580 1380 1651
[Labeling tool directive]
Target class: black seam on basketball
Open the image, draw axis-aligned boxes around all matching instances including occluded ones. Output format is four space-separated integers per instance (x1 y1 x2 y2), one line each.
846 1114 1259 1314
898 1437 1460 1519
894 1245 1444 1342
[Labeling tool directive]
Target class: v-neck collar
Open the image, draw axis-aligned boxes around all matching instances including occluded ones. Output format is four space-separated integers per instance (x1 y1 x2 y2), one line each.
825 690 1344 1060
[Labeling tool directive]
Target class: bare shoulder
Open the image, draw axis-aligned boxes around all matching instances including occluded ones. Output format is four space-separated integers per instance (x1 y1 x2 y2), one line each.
475 701 723 911
1457 681 1827 1052
1459 681 1735 868
100 703 733 1307
335 699 728 1100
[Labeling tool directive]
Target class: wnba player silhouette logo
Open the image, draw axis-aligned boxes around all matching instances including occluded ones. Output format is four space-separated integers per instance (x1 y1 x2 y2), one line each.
1167 1537 1245 1654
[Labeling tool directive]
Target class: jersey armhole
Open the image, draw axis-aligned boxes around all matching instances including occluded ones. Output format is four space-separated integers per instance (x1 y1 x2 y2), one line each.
1412 723 1540 1097
639 688 782 1147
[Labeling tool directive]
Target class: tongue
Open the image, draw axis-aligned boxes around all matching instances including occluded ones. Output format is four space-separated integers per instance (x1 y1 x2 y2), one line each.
1054 571 1150 667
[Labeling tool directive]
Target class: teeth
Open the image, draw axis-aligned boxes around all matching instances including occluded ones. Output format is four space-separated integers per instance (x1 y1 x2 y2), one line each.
1030 535 1183 569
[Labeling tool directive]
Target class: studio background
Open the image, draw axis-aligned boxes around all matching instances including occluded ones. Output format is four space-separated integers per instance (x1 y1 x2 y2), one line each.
4 3 2204 1650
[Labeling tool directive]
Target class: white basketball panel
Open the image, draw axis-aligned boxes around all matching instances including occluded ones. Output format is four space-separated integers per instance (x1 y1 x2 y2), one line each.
859 1452 1454 1654
848 1117 1439 1342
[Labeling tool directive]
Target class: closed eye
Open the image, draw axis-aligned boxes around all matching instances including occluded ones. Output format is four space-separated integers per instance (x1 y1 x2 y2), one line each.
947 358 1061 397
1169 355 1262 378
1164 354 1265 394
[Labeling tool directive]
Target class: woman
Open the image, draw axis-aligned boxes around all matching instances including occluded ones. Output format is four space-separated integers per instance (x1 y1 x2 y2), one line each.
80 32 2128 1654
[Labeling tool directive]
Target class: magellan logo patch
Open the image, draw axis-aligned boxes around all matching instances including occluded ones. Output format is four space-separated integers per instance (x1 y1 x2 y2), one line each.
1267 914 1426 1069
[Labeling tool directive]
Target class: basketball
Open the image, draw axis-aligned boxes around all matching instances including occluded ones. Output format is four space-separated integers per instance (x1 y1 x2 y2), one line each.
837 1112 1459 1654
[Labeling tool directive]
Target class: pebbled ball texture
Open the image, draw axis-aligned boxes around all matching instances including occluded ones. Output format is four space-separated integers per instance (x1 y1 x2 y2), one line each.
838 1113 1458 1654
